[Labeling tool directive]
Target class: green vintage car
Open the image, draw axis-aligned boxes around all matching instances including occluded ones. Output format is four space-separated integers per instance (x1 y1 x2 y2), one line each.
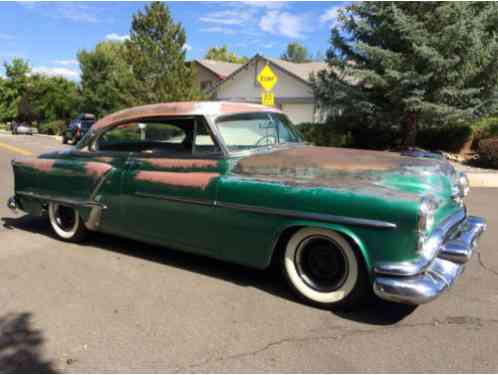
7 102 486 308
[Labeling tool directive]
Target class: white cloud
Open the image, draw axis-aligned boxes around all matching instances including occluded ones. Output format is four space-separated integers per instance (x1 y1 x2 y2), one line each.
18 2 100 23
241 1 286 10
183 43 192 52
320 6 342 24
259 11 310 39
32 66 79 80
200 27 238 35
52 59 79 66
200 10 252 26
105 33 130 42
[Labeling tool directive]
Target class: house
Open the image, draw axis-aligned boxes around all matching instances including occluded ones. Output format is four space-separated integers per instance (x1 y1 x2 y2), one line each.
191 59 242 94
204 55 328 124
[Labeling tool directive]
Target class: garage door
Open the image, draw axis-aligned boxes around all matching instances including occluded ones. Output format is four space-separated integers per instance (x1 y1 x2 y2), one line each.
281 104 315 124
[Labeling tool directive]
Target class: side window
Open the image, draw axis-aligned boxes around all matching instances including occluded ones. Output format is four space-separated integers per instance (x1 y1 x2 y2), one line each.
93 117 221 156
194 120 220 154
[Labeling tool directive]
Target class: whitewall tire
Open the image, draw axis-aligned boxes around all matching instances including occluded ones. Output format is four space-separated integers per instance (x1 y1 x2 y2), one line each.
283 227 368 308
48 202 87 242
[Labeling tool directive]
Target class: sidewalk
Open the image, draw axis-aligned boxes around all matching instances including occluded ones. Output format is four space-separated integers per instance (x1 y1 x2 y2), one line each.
451 162 498 188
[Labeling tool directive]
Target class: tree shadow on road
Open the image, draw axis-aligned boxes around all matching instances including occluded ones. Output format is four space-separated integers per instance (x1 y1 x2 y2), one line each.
0 312 56 373
2 215 416 326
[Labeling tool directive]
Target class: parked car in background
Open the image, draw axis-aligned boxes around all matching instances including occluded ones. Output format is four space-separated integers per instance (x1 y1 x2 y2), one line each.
12 122 33 135
62 113 96 144
7 101 486 309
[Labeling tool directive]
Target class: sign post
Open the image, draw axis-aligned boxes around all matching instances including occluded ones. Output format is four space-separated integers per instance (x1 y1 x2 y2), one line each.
257 63 278 107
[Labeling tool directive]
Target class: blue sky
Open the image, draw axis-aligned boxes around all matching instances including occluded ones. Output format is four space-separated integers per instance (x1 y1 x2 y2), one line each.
0 1 348 80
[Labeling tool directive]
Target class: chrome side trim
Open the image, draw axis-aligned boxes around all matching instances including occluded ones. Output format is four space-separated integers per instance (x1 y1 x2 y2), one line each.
216 201 397 229
133 193 397 229
16 191 106 209
134 192 214 207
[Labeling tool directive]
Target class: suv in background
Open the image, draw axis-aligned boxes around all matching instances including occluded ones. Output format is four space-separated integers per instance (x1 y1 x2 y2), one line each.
63 113 96 144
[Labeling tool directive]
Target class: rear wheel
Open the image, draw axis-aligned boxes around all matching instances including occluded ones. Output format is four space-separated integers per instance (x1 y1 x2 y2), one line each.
48 202 87 242
282 227 369 309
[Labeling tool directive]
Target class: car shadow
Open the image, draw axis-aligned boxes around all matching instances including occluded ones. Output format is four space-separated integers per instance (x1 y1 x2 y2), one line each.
2 215 416 326
0 312 56 373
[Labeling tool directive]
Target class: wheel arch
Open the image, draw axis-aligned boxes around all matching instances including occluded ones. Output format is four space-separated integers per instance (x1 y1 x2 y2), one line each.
268 220 373 276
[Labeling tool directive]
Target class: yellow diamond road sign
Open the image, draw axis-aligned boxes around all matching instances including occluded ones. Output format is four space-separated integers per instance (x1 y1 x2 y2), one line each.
257 64 278 91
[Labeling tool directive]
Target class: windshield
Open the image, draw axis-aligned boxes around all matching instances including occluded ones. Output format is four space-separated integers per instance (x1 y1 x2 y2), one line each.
215 112 303 152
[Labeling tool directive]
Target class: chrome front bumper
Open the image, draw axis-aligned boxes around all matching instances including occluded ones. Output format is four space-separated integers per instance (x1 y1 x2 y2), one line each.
373 214 486 305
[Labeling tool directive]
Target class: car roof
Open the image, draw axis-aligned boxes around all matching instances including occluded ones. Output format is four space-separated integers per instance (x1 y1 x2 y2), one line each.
92 101 282 131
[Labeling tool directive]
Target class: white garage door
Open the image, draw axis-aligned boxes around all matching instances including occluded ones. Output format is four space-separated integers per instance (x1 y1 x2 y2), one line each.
281 103 315 124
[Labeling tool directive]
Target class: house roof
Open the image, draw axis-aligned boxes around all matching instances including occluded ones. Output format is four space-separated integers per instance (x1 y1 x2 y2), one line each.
209 54 329 94
194 59 242 79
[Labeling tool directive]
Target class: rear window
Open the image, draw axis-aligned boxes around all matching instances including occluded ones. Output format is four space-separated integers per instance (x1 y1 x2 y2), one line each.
81 120 95 129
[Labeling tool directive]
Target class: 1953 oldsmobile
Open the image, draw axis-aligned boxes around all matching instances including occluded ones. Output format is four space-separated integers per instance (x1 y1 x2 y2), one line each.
7 101 487 308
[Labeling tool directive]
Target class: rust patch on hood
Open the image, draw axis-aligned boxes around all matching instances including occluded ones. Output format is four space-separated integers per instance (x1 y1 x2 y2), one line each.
85 162 112 177
135 171 219 189
140 158 218 169
236 146 418 175
15 158 55 173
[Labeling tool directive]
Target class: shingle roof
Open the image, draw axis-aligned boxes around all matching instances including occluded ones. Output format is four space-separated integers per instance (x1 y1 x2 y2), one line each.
194 59 242 79
264 57 328 83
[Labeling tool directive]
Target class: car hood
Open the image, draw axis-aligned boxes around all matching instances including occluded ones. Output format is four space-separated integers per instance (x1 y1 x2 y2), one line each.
233 145 457 202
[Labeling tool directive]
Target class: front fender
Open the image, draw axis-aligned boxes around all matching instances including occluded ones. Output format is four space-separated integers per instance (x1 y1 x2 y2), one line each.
269 220 373 275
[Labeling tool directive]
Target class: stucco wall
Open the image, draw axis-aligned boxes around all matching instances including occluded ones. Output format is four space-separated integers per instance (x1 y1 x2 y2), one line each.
214 59 313 101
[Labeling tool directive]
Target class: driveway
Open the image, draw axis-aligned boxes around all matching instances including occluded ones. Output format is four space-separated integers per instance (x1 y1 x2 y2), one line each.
0 133 497 372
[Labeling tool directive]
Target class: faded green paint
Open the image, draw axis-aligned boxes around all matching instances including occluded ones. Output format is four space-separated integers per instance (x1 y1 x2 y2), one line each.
10 124 467 278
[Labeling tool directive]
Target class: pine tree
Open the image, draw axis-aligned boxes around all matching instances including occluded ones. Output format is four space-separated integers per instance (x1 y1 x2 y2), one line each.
125 1 199 104
313 2 498 147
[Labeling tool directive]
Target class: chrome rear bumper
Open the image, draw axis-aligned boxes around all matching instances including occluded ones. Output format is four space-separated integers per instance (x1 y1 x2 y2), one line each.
373 215 486 305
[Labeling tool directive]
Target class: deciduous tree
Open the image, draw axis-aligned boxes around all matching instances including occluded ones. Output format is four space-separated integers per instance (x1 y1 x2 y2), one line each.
205 46 248 64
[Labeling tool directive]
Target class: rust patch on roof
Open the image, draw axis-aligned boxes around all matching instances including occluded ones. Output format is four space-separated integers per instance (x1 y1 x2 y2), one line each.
219 102 280 114
140 158 218 170
135 171 220 189
15 158 55 173
92 101 283 131
85 162 112 177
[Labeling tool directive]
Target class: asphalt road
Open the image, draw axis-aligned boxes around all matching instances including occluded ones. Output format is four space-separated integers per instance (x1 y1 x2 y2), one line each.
0 132 497 372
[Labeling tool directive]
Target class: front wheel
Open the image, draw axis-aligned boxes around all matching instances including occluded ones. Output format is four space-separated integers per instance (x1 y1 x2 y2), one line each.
48 202 87 242
282 227 369 309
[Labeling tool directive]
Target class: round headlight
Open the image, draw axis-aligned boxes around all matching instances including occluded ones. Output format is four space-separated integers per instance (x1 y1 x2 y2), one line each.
458 172 470 197
418 196 438 234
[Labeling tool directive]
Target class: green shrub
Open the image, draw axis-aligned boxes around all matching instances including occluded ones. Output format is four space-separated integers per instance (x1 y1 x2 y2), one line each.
470 117 498 148
39 120 66 135
296 122 353 147
416 124 473 153
477 137 498 168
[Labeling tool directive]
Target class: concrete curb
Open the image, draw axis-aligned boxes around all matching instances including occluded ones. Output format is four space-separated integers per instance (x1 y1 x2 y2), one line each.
467 173 498 188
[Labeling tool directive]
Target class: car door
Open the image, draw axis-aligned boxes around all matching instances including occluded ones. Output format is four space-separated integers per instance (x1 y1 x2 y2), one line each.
116 116 225 255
